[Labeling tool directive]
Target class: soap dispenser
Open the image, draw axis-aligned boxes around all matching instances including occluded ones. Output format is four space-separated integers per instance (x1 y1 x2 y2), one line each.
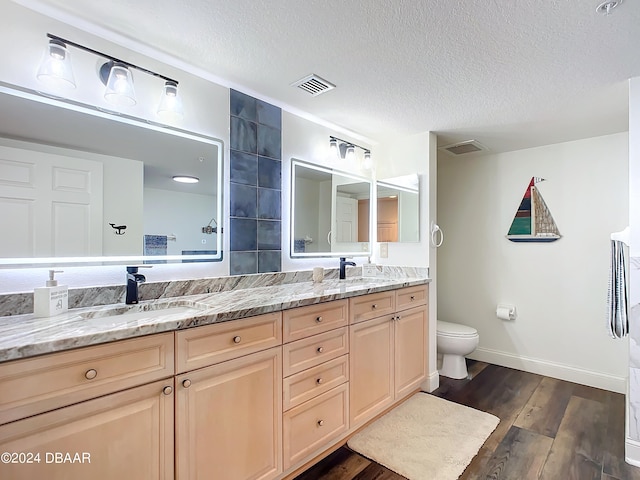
34 270 68 318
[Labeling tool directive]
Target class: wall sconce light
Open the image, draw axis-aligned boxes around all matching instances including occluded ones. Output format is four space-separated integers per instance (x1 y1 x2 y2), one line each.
37 33 183 119
36 38 76 89
329 136 372 168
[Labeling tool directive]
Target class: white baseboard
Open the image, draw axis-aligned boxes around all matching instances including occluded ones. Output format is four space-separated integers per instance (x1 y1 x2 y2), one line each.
421 370 440 393
626 437 640 467
468 347 626 393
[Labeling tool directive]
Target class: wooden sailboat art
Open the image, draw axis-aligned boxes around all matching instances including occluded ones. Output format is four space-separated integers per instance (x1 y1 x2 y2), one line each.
506 177 561 242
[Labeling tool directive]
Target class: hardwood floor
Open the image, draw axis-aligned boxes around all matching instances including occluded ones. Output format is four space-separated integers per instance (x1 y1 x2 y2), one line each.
294 361 640 480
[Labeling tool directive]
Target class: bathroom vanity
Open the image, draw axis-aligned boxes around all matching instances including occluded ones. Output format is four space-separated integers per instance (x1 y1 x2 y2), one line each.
0 274 429 480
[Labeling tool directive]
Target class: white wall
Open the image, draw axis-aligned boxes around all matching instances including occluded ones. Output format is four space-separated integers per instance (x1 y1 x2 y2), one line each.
143 188 218 255
438 132 629 392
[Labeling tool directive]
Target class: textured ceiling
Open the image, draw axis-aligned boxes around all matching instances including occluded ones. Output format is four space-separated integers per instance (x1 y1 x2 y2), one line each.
15 0 640 153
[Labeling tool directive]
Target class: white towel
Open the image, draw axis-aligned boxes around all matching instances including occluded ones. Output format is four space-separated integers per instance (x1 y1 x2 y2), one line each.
607 239 628 338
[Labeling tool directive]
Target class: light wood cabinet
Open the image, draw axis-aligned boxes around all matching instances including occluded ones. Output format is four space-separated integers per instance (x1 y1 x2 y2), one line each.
0 379 174 480
349 285 428 427
175 346 282 480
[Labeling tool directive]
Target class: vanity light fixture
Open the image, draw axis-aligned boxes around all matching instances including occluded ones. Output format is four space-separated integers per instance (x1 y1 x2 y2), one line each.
37 33 183 117
329 136 372 167
172 175 199 184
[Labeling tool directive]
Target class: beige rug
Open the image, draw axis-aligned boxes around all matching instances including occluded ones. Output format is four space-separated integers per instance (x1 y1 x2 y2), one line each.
347 393 499 480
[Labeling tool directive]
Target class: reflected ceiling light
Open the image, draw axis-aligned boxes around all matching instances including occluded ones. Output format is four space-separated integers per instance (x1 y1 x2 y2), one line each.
36 33 182 119
36 38 76 89
328 136 372 167
172 175 199 184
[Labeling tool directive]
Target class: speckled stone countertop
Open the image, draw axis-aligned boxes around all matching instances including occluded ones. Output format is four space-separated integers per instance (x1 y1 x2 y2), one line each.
0 275 430 363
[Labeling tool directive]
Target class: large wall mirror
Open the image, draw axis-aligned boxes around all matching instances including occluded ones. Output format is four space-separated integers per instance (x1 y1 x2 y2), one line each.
0 83 223 266
376 174 420 243
291 159 372 257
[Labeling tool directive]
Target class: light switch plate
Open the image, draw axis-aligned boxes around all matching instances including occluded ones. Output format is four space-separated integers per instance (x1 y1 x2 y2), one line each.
379 242 388 258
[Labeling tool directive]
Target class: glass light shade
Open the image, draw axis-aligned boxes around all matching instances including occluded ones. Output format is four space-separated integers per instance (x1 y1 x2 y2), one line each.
329 138 339 157
36 39 76 89
104 63 136 106
363 151 372 170
157 81 184 121
346 145 356 161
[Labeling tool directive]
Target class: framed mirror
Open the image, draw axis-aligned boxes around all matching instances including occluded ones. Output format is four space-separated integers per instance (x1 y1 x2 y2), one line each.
0 83 223 266
291 159 372 257
376 174 420 243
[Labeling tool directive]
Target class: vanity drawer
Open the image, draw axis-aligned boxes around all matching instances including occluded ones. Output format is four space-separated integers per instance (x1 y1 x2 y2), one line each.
283 383 348 470
283 354 349 411
396 285 428 311
283 300 348 343
283 327 348 377
175 312 282 373
0 333 174 426
349 291 395 324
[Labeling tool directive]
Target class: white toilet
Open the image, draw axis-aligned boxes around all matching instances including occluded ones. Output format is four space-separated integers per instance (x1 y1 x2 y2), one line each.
436 320 479 379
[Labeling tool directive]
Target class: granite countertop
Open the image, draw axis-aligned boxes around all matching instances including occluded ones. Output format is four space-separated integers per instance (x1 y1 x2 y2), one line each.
0 276 430 363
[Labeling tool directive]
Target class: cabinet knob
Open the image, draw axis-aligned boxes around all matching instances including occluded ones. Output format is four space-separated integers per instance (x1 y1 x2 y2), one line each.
372 304 378 309
317 346 324 353
84 369 97 380
233 335 242 344
182 379 192 388
316 377 323 385
316 316 323 323
410 295 415 301
162 386 173 395
317 420 324 427
396 315 401 321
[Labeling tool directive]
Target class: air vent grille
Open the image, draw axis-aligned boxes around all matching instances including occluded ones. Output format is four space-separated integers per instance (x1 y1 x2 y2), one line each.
291 74 336 96
439 140 487 156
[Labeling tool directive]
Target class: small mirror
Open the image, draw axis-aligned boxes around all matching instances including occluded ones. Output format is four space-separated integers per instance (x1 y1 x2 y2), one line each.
291 160 372 257
0 84 223 266
376 174 420 243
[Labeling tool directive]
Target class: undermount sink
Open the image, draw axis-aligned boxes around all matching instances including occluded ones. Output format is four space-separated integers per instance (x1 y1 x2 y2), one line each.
78 299 209 321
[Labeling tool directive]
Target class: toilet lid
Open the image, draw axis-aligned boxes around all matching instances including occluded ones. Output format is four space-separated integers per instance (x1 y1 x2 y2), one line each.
437 320 478 338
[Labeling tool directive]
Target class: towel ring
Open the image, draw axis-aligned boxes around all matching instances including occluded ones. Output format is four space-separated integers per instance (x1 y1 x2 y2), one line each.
431 223 444 248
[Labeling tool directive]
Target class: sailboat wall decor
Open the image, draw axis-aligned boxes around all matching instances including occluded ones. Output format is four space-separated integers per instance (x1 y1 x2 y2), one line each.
506 177 561 242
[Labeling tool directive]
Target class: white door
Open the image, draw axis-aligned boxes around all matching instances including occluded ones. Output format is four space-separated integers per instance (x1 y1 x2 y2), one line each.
334 196 358 251
0 144 103 258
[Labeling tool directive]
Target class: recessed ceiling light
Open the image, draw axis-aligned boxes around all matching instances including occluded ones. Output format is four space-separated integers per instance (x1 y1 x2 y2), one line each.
172 175 199 184
596 0 622 15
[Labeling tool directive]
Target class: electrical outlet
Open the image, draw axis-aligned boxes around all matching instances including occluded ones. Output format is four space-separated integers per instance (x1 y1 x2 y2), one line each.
379 242 388 258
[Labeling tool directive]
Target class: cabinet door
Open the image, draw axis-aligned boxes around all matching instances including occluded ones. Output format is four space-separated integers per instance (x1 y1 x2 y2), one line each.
349 315 394 427
176 347 282 480
394 305 428 399
0 379 174 480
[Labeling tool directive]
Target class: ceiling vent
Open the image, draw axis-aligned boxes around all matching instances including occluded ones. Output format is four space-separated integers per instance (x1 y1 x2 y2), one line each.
439 140 487 156
291 74 336 97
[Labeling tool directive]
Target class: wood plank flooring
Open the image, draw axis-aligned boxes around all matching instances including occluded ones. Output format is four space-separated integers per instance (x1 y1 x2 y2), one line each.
294 361 640 480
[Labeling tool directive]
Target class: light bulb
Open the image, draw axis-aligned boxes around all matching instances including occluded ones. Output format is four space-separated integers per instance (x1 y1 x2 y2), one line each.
36 39 76 89
104 63 136 106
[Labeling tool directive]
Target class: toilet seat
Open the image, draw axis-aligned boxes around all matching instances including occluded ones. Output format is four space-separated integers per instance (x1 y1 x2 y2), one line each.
437 320 478 338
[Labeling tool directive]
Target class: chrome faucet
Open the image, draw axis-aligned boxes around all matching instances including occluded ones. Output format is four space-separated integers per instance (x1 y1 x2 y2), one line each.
339 257 356 280
126 266 151 304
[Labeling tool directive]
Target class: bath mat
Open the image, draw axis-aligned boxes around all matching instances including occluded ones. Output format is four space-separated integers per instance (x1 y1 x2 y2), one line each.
347 393 499 480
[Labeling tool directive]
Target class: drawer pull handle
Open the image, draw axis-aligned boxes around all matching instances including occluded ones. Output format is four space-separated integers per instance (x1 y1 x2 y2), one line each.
316 316 323 323
317 346 324 353
84 369 97 380
163 386 173 395
316 377 323 385
372 304 378 309
182 379 192 388
233 336 242 344
317 420 324 427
